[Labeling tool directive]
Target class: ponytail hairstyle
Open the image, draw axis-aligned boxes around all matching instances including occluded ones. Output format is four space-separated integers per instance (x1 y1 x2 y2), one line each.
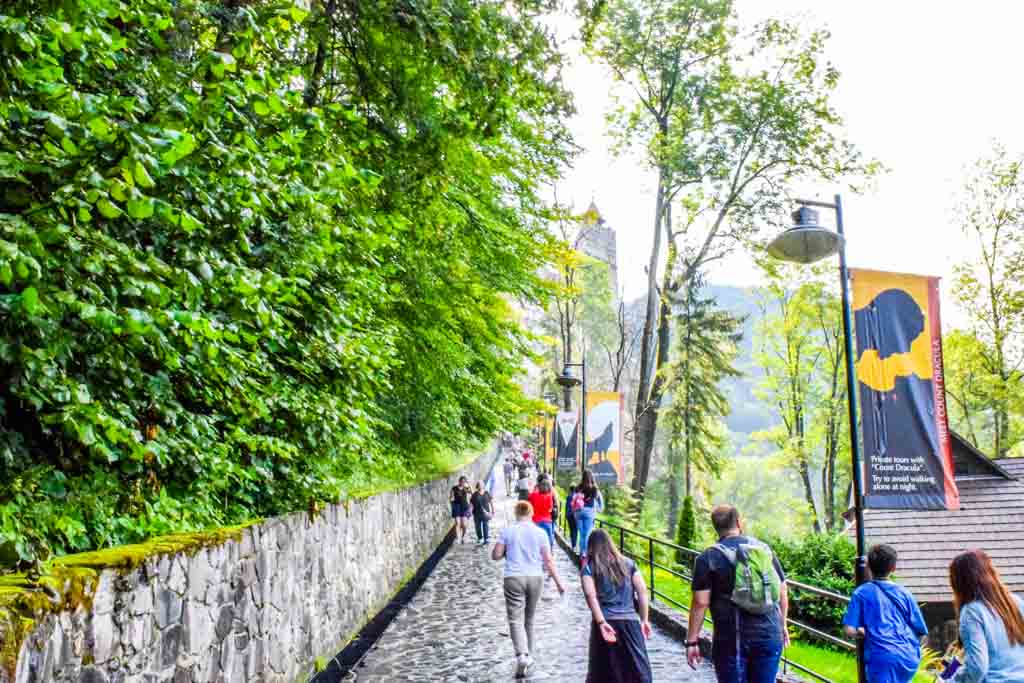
949 550 1024 646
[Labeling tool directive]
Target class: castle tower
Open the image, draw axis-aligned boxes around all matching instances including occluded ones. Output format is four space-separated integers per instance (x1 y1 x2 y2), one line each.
577 200 619 293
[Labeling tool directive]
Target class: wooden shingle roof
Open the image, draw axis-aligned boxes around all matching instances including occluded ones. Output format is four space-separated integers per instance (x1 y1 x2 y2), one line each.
994 456 1024 479
856 436 1024 604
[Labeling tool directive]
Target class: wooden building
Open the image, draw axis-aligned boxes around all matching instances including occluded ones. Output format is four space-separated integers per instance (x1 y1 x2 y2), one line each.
853 433 1024 646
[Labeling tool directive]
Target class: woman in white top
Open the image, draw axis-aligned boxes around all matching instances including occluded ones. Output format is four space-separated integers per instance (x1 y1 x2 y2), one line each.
492 501 566 677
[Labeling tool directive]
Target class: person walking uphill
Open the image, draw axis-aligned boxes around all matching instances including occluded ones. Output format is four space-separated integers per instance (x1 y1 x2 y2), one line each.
492 501 567 678
842 544 927 683
515 462 532 501
528 475 556 549
504 458 515 497
565 485 579 552
947 549 1024 682
582 529 653 683
450 476 472 544
574 469 603 562
686 504 789 683
470 481 494 545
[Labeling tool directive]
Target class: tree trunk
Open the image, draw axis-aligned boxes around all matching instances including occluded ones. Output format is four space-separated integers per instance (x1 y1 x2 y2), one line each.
303 0 337 108
632 167 668 493
633 296 672 497
823 352 841 531
798 457 822 534
996 364 1009 457
667 443 680 537
796 408 822 534
685 429 692 499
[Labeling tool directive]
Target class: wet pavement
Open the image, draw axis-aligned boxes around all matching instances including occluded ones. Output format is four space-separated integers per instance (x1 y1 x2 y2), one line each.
345 464 716 682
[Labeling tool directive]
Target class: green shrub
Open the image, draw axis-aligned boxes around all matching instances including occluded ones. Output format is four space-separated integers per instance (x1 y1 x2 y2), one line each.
763 532 856 637
674 495 697 566
0 0 572 565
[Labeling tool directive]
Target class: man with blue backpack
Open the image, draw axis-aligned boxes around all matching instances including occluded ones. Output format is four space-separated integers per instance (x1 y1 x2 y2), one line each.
685 504 790 682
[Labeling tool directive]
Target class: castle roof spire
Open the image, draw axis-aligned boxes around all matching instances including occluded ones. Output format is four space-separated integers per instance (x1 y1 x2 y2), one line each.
583 199 605 226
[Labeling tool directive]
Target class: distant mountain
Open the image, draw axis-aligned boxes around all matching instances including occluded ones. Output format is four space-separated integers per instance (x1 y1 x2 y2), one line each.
705 284 777 439
625 283 778 445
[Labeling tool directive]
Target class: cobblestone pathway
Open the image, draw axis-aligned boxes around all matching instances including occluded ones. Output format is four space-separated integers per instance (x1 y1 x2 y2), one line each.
346 465 716 682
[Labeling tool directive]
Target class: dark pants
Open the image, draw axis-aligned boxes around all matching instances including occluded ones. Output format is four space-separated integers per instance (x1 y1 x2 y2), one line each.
567 512 579 550
586 619 652 683
473 516 490 542
712 640 782 683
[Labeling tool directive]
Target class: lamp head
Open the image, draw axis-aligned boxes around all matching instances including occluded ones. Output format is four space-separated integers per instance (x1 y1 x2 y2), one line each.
556 365 582 388
767 206 843 264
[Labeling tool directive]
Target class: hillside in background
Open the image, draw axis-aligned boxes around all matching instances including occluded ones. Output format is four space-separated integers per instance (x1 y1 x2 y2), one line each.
705 284 777 444
617 283 776 454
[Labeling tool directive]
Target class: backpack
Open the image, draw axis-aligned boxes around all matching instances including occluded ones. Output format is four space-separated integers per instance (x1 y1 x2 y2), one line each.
570 492 584 512
713 538 781 616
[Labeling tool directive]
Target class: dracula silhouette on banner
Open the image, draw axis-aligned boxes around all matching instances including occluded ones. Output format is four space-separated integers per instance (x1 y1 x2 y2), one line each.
851 268 959 511
585 392 624 485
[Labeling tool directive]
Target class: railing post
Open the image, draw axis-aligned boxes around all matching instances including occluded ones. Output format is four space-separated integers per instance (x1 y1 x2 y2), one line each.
619 528 624 554
648 537 655 600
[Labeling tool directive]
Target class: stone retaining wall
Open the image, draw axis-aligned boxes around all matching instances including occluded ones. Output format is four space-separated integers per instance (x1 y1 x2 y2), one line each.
3 450 496 683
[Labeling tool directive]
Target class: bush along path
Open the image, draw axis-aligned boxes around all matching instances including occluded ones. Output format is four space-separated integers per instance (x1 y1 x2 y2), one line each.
339 463 716 681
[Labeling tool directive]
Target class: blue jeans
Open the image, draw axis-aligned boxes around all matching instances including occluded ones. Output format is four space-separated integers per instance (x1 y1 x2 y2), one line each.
575 507 597 555
535 521 554 548
712 640 782 683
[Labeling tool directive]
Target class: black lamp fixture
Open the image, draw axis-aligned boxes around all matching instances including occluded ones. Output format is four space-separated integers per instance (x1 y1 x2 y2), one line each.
767 206 844 264
556 364 582 388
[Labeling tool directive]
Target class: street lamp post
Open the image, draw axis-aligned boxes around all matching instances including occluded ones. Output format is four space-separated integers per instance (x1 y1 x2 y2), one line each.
768 194 868 683
556 359 587 479
535 411 546 473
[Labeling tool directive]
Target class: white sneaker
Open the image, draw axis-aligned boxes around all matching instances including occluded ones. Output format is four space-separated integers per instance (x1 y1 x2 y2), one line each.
515 653 529 678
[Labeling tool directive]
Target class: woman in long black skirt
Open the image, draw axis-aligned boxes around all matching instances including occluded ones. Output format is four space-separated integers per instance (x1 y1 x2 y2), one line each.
581 529 653 682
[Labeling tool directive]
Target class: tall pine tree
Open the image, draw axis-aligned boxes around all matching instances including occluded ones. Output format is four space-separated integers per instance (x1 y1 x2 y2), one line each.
664 270 744 535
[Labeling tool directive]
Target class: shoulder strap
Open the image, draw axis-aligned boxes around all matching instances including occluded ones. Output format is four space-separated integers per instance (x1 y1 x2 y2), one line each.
713 543 738 565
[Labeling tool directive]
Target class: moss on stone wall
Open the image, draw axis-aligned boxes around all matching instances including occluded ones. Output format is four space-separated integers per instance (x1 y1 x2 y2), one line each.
0 522 258 676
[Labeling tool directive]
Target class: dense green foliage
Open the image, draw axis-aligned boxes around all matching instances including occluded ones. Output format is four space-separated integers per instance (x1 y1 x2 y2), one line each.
580 0 873 499
0 0 573 565
753 264 851 534
764 532 856 636
948 145 1024 457
664 270 743 533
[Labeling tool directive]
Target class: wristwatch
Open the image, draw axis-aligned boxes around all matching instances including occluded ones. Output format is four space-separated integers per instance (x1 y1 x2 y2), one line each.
685 640 700 648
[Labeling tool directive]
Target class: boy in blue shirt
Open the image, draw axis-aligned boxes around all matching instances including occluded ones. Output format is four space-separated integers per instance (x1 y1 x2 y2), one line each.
842 544 929 683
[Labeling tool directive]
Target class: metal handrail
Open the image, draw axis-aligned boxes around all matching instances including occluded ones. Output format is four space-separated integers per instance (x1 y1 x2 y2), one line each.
567 516 858 683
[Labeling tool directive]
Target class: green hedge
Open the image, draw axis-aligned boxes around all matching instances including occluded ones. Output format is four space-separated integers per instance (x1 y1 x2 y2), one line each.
0 0 572 565
762 532 856 639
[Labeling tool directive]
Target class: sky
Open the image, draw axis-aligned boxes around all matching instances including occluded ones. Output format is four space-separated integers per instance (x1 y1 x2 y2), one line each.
553 1 1024 325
